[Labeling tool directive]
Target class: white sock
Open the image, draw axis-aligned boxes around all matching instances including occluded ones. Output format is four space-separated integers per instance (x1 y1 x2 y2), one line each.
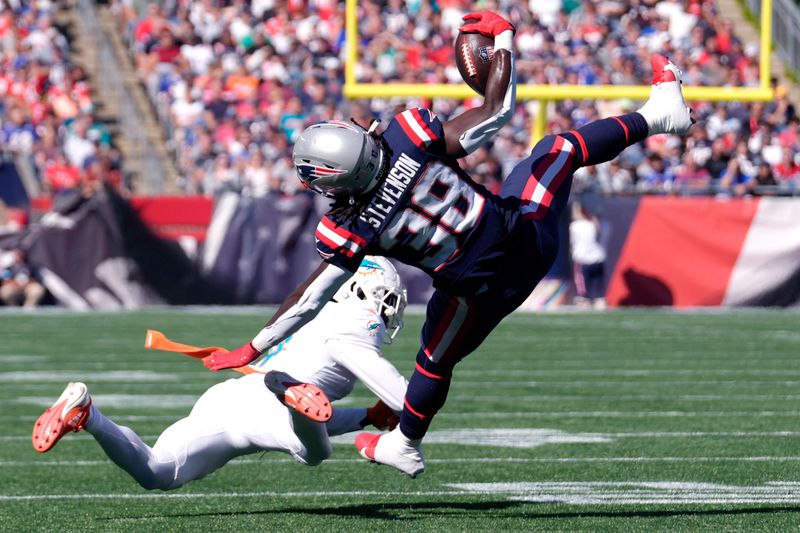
394 427 421 447
84 405 177 489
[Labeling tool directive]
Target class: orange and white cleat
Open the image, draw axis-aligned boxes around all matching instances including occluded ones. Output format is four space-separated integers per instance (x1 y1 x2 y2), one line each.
32 382 92 453
638 54 694 136
264 371 332 423
355 427 425 478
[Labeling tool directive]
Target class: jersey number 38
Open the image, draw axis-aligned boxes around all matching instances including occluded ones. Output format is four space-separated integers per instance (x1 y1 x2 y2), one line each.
379 165 485 271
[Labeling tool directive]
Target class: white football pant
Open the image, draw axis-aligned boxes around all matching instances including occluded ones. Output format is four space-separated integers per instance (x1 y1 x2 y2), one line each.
84 374 331 490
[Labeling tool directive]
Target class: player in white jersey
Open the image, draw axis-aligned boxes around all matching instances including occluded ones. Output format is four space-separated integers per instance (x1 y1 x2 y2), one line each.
32 257 408 490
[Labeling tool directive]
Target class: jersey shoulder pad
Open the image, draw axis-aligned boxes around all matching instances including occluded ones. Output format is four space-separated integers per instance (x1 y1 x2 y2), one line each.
325 302 385 348
315 215 368 265
389 108 445 152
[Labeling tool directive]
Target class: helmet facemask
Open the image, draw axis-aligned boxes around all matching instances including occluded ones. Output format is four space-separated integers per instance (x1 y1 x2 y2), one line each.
369 282 407 344
333 256 408 344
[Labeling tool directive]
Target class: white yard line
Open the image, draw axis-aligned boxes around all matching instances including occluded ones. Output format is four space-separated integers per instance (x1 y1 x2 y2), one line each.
448 481 800 505
455 369 800 377
5 456 800 467
0 415 181 422
0 356 48 363
455 380 800 387
8 372 800 387
4 482 800 505
391 394 800 401
0 371 179 383
440 410 800 418
4 429 800 442
0 490 464 502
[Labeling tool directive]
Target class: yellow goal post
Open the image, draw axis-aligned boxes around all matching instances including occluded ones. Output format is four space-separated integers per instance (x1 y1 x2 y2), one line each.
343 0 774 142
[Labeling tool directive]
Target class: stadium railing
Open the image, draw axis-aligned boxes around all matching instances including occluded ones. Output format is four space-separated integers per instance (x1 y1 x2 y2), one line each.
75 0 173 194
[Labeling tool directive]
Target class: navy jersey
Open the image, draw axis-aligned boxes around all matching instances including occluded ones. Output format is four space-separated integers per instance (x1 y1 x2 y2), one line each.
315 109 515 292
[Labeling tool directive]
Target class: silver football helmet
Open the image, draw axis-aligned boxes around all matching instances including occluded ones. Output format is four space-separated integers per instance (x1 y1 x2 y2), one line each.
293 120 386 199
333 256 407 343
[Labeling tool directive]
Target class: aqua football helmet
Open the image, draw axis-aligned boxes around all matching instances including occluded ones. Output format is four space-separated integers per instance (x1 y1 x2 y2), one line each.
334 256 407 343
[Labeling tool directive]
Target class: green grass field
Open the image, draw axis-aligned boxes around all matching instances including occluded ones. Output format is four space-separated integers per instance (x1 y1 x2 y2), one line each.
2 308 800 532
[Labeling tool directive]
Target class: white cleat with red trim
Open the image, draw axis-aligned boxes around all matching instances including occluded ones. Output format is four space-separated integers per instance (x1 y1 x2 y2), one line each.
637 54 694 136
355 427 425 478
32 382 92 453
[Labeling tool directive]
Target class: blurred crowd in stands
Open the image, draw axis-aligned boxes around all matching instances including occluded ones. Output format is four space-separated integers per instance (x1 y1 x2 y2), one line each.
111 0 799 198
1 0 797 310
0 0 798 203
0 0 126 199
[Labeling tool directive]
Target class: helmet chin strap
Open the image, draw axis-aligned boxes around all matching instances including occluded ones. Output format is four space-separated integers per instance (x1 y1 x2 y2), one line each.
367 120 381 134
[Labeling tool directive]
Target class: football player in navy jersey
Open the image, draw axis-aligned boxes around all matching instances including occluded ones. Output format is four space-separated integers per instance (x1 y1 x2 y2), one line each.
205 10 694 477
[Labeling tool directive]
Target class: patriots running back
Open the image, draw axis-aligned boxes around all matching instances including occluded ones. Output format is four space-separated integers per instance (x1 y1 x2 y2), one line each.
205 10 694 478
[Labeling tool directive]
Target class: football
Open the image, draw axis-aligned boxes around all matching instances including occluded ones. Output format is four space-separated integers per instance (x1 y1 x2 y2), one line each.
454 31 495 95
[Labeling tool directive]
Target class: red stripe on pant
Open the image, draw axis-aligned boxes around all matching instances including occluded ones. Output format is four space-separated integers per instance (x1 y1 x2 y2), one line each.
425 297 479 366
521 136 565 204
521 146 575 221
422 296 460 361
415 363 449 380
403 397 429 419
568 129 589 161
612 116 630 143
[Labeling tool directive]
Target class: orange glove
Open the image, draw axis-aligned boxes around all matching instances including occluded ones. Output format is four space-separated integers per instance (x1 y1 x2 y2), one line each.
460 11 515 37
203 342 261 371
364 400 400 430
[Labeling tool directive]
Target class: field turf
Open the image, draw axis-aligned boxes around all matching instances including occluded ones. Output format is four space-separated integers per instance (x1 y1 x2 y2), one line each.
2 308 800 531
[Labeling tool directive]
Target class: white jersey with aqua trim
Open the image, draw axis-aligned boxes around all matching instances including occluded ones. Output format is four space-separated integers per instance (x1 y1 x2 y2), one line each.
247 301 406 410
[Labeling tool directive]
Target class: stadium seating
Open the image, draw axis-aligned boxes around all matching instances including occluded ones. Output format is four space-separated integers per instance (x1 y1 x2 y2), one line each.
114 0 799 197
0 1 125 199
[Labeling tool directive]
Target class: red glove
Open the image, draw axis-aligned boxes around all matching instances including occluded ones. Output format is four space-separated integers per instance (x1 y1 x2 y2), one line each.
203 342 261 372
364 400 400 430
460 11 515 37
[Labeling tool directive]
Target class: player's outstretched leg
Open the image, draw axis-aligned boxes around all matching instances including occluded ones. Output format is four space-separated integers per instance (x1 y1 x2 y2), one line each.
355 427 425 478
264 370 332 423
32 382 92 452
501 55 694 224
559 54 693 169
